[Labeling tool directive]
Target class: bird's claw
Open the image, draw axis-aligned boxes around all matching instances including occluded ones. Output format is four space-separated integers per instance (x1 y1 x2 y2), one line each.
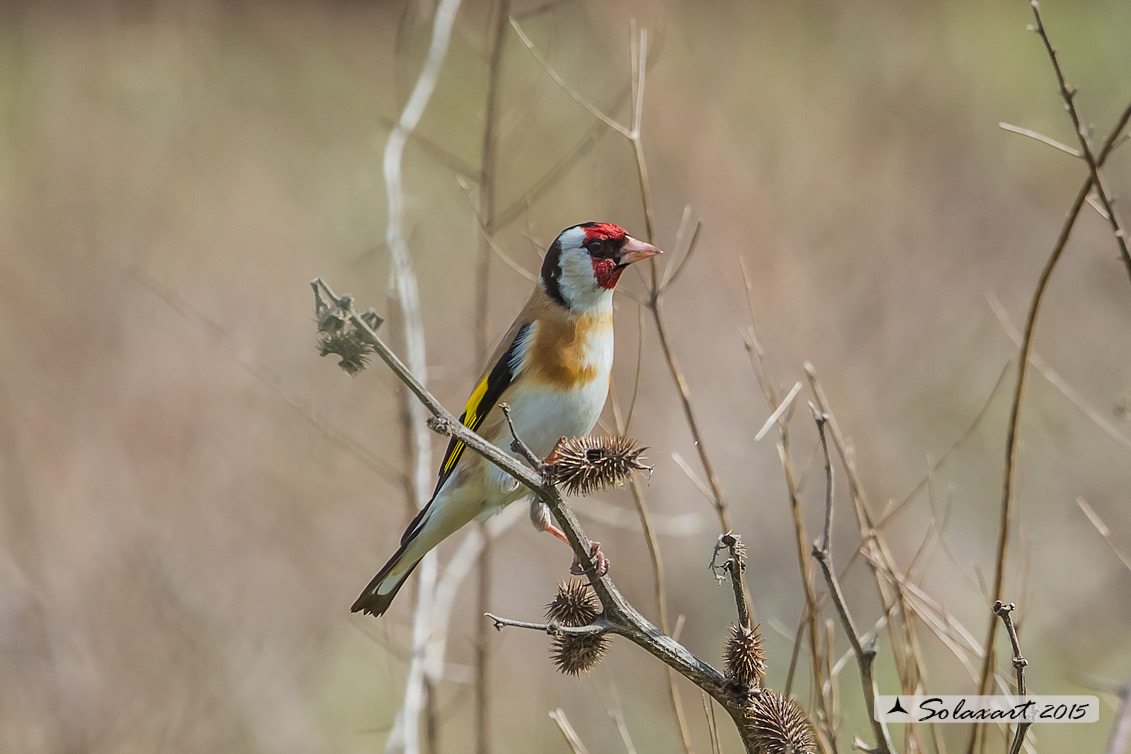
570 542 610 577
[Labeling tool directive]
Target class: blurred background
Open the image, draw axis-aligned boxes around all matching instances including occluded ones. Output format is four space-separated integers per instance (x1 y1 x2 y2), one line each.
2 0 1130 752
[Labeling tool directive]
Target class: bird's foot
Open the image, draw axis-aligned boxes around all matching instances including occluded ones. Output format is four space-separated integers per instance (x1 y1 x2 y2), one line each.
543 436 568 466
570 541 610 578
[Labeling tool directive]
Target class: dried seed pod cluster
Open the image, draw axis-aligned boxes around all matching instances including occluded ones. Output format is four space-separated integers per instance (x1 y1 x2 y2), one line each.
545 580 608 676
746 690 817 754
545 579 600 626
316 307 383 376
548 435 651 496
724 623 767 687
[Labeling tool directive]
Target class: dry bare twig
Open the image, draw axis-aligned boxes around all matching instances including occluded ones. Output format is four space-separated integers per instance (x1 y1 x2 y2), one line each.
737 266 830 745
1028 1 1131 282
972 20 1131 741
809 410 895 754
992 601 1030 754
973 89 1131 749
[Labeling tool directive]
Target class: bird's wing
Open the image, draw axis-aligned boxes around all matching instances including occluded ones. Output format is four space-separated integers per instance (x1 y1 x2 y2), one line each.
429 317 535 501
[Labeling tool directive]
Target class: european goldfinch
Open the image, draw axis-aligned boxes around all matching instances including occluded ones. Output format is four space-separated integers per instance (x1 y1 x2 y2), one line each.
352 222 661 616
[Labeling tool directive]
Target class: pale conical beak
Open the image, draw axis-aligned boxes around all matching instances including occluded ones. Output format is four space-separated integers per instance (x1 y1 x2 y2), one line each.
618 236 663 264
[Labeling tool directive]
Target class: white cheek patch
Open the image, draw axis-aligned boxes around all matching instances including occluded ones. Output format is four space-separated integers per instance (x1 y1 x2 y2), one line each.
558 246 613 311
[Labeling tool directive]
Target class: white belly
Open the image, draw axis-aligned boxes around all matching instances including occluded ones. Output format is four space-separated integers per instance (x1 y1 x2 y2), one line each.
501 377 610 458
481 324 613 509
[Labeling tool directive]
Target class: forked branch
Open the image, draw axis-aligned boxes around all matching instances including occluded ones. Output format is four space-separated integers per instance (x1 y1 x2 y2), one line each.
810 410 894 754
312 277 778 752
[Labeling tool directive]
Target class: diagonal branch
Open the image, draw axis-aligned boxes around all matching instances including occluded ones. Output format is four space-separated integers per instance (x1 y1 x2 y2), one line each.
971 94 1131 729
809 411 894 754
1028 0 1131 283
311 278 783 750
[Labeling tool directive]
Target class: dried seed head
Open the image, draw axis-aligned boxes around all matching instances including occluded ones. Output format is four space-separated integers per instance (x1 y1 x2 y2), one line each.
317 330 375 375
314 302 383 376
545 579 606 675
551 633 609 676
724 623 767 686
546 580 600 627
747 690 817 754
549 436 651 496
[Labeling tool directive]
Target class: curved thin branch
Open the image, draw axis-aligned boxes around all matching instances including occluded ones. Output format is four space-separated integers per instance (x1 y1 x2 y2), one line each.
810 412 894 754
971 96 1131 721
485 614 617 636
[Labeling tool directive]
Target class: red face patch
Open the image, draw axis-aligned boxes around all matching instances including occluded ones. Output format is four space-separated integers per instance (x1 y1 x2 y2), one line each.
591 257 624 289
582 223 627 243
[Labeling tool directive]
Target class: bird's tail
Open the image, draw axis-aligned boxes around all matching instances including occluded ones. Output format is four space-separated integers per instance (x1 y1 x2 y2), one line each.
350 541 423 616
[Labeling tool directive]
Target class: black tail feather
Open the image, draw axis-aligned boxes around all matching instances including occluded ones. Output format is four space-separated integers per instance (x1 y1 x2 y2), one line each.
350 544 421 616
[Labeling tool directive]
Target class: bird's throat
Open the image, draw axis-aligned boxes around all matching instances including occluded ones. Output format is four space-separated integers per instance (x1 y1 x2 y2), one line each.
591 258 624 289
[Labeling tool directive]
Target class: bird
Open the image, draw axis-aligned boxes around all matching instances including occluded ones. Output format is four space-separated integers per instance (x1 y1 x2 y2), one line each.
351 222 661 616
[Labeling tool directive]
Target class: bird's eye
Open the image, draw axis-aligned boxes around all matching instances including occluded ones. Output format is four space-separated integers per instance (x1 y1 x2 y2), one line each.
587 239 604 255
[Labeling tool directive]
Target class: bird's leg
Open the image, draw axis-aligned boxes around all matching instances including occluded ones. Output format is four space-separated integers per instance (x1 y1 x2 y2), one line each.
570 542 610 578
528 499 611 577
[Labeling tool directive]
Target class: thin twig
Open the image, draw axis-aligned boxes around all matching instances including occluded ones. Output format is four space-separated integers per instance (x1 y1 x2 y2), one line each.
1076 498 1131 574
500 403 542 468
805 365 922 699
971 94 1131 732
376 112 479 179
485 614 615 635
875 357 1013 530
998 121 1081 157
508 18 630 138
992 601 1030 754
810 412 894 754
123 263 400 481
659 213 704 293
754 382 803 442
738 263 826 723
988 294 1131 457
549 709 592 754
711 533 751 630
702 691 722 754
1029 0 1131 283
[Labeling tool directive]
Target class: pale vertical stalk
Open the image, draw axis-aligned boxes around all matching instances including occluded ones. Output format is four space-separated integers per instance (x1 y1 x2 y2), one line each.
610 393 696 754
383 1 464 752
473 4 509 752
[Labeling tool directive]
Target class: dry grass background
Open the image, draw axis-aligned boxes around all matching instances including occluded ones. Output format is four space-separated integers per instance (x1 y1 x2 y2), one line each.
1 0 1130 752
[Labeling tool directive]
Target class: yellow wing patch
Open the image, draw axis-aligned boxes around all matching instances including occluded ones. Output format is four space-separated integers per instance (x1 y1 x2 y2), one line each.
439 375 490 477
431 322 531 496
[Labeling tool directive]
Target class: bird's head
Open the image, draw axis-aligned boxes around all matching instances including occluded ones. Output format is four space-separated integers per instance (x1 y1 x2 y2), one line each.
540 222 662 310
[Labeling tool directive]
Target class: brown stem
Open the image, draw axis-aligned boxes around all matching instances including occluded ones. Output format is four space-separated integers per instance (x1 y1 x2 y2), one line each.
810 412 895 754
738 269 828 732
992 601 1030 754
1029 0 1131 282
970 97 1131 750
